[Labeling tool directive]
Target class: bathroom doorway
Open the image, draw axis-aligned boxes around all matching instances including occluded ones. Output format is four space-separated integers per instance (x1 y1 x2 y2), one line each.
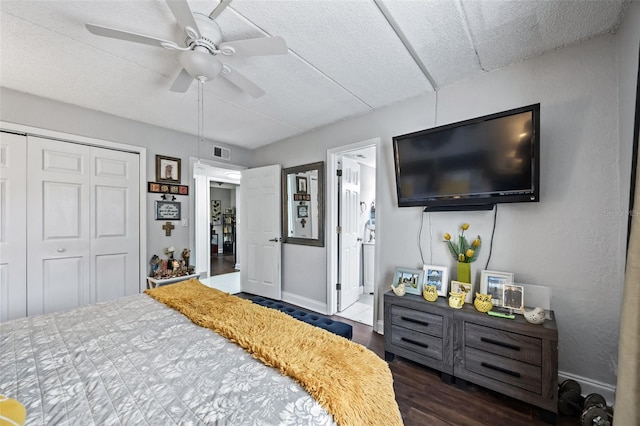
329 142 377 328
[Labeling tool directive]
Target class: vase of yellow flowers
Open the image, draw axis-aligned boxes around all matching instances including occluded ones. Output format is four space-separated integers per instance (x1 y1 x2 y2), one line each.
443 223 481 283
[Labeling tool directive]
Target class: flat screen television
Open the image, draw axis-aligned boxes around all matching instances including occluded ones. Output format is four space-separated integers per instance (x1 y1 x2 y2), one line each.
393 104 540 210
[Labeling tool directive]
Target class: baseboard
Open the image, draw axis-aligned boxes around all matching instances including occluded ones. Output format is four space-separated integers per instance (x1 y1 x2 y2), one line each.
558 371 616 407
281 291 328 315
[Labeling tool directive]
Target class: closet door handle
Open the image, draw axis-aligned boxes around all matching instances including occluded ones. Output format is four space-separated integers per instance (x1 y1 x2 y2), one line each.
57 248 66 253
481 362 521 378
481 337 520 351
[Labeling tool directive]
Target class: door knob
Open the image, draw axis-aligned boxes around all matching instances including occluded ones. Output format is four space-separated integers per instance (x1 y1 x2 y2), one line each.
57 248 66 253
268 237 281 242
357 238 363 242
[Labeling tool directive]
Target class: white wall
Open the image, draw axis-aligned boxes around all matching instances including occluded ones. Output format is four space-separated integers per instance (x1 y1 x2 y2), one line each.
251 33 629 389
0 88 252 266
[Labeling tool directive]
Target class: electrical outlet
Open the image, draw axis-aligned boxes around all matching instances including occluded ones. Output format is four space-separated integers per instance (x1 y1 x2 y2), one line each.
181 218 188 227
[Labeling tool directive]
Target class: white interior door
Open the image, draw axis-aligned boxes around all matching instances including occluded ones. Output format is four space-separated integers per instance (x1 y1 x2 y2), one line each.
0 132 27 321
27 136 92 315
91 148 140 302
240 164 281 299
338 156 361 311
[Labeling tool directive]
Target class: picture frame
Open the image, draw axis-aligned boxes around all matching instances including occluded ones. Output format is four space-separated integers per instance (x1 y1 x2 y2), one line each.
296 176 308 194
422 265 449 297
155 200 181 220
156 155 181 183
450 280 472 299
297 205 308 218
211 200 221 225
502 284 525 310
392 267 424 295
480 270 515 308
147 182 189 195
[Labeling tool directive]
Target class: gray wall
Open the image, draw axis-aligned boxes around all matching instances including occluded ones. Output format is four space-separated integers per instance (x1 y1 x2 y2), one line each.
251 29 637 389
0 87 252 266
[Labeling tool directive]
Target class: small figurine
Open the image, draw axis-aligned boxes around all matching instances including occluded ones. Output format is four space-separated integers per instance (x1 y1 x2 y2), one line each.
181 248 191 265
391 282 406 296
448 291 465 309
422 285 438 302
149 255 161 277
474 293 493 313
166 246 175 259
521 307 546 324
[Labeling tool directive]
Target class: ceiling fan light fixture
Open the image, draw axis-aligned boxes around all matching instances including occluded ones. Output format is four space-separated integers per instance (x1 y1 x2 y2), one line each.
179 49 222 81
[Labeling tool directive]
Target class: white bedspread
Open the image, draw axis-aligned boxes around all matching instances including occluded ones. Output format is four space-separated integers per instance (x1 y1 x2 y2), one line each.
0 294 335 425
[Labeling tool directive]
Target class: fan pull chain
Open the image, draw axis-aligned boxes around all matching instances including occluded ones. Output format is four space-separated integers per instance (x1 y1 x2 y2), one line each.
197 77 204 160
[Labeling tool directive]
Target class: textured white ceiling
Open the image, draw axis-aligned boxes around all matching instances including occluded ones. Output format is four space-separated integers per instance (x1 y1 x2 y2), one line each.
0 0 628 149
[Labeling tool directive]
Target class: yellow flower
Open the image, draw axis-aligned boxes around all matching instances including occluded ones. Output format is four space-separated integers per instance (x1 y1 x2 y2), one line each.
472 238 481 247
458 253 465 262
443 233 451 241
461 223 470 231
466 249 475 258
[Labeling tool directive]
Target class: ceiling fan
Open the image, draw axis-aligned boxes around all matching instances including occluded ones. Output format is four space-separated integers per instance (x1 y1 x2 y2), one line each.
85 0 287 97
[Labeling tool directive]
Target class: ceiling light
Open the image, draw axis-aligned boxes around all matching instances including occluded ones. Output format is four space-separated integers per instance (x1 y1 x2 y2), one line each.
180 48 223 82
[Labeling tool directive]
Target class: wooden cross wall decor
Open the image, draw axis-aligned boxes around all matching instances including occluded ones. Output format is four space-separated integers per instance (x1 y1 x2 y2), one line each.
162 221 175 236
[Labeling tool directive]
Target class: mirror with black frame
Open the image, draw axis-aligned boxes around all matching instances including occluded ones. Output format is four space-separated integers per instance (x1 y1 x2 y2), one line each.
282 161 324 247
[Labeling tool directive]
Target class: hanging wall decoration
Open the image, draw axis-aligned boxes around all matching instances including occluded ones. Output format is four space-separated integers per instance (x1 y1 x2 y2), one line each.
211 200 222 225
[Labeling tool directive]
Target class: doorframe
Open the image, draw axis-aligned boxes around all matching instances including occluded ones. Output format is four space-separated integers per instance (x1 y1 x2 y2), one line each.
0 120 148 292
189 157 244 278
327 137 380 331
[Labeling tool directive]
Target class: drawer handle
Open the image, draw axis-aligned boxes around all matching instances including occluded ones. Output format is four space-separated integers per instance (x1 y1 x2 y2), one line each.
481 362 521 378
481 337 521 351
401 316 429 327
401 337 429 348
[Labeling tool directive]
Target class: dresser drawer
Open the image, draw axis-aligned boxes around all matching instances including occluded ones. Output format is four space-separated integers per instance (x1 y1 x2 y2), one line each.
391 305 443 338
464 347 542 394
390 325 444 361
465 323 542 365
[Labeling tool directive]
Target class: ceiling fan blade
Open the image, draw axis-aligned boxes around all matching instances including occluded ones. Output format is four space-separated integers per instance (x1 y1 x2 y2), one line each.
221 65 265 98
166 0 200 37
170 68 194 93
219 36 288 57
209 0 233 19
86 23 175 48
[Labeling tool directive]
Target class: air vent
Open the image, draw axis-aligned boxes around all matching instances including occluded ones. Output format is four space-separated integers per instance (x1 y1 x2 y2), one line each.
212 146 230 161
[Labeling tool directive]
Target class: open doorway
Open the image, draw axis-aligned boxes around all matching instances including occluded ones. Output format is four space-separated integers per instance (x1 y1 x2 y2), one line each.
191 159 243 293
209 181 238 277
327 139 379 330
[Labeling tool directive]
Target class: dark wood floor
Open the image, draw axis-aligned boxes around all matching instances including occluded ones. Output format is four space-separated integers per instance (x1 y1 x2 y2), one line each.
235 292 574 425
210 253 237 276
330 316 575 426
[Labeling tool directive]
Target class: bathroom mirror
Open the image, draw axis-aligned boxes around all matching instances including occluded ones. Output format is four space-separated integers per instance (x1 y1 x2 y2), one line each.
282 161 324 247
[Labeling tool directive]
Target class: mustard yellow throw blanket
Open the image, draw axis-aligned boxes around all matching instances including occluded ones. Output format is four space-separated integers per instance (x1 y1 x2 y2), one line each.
145 279 402 426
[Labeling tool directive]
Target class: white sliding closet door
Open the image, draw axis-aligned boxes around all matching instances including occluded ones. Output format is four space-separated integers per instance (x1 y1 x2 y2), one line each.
0 132 27 321
27 136 139 316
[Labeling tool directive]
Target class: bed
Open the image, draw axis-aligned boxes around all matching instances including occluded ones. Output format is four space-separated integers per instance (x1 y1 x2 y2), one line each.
0 280 401 425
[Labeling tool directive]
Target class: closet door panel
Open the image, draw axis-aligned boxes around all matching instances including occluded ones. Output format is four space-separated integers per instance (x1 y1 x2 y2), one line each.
91 147 140 301
0 132 27 321
27 136 91 316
